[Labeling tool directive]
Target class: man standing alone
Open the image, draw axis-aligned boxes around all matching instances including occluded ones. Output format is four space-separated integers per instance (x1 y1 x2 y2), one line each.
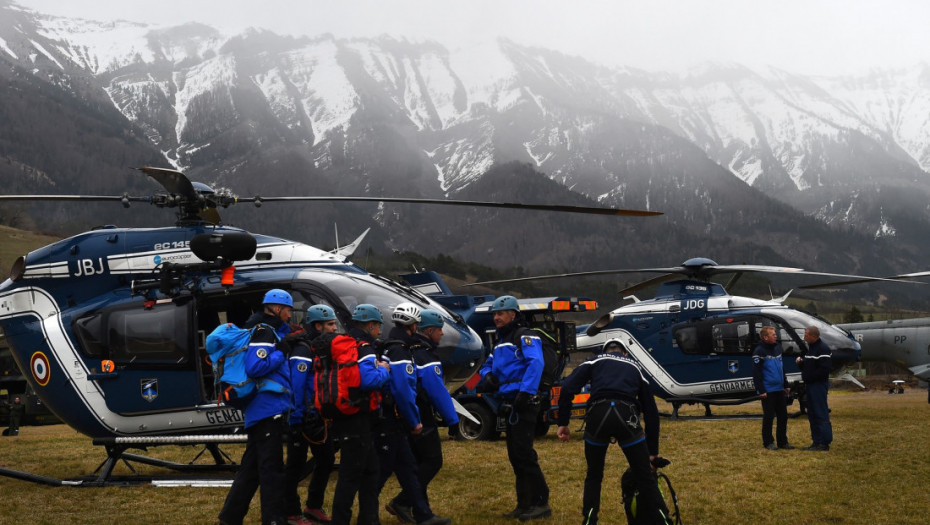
477 295 550 521
797 326 833 451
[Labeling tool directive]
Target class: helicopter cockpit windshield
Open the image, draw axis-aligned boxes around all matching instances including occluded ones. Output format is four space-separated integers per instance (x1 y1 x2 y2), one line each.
761 307 860 358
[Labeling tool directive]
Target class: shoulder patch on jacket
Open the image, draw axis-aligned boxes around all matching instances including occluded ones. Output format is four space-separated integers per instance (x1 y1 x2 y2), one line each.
256 348 268 359
522 335 533 346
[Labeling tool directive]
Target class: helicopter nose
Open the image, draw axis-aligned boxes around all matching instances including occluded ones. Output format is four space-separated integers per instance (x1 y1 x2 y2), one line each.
831 341 861 367
434 322 485 392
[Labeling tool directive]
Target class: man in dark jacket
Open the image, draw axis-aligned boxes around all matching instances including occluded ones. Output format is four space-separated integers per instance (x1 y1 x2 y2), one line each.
752 325 793 450
375 302 451 525
388 309 460 523
218 289 295 525
556 340 671 525
797 325 833 451
7 396 25 436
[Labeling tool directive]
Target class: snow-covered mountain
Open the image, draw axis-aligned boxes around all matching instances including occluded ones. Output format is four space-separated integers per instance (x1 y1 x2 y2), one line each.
2 0 930 275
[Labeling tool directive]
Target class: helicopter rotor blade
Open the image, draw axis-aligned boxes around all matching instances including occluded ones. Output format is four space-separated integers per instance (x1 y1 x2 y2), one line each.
238 196 662 217
618 273 679 295
461 267 684 287
137 167 198 201
0 195 150 207
799 271 930 289
462 258 924 289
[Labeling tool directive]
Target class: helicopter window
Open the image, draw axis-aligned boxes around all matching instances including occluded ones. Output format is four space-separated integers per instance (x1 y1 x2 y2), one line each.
674 326 700 353
73 300 193 366
674 317 756 355
73 313 106 358
288 291 347 333
712 320 753 354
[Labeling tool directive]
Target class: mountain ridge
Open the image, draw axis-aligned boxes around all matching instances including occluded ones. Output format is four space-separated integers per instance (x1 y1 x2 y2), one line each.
1 1 929 300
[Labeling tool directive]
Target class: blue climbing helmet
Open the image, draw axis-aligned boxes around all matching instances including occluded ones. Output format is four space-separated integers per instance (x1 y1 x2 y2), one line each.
306 304 336 324
489 295 519 312
263 288 293 307
419 309 444 329
352 304 383 323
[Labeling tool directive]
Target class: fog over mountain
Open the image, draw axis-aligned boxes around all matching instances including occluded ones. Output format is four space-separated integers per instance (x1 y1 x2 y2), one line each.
2 1 930 306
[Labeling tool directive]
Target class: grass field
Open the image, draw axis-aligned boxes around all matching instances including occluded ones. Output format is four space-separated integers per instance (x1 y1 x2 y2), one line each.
1 387 928 525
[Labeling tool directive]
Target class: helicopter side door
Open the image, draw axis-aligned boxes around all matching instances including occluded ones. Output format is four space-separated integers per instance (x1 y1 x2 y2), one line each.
71 296 203 413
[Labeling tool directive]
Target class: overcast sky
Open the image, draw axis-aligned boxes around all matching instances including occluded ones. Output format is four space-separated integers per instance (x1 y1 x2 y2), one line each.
16 0 930 75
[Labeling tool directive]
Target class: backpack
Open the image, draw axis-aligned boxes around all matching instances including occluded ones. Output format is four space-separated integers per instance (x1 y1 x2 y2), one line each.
206 322 281 410
516 327 564 391
620 467 682 525
310 332 368 418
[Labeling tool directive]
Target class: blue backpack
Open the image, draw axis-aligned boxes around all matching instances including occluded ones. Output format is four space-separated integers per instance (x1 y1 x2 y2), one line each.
206 322 283 410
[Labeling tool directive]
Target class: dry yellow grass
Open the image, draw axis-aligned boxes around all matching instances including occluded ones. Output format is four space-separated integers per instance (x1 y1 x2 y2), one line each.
1 387 928 524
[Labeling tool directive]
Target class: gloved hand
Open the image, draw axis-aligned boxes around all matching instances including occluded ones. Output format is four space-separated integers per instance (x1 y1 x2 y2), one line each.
651 456 671 469
477 373 499 393
302 412 327 444
514 391 531 411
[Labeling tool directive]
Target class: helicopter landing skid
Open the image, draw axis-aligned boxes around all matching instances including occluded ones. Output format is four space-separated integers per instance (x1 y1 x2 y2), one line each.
0 434 248 487
663 396 803 421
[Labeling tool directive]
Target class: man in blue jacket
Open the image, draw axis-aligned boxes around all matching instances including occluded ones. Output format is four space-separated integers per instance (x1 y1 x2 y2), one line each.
387 309 460 523
797 325 833 451
285 304 339 523
556 340 671 525
477 296 550 521
218 289 295 525
752 325 793 450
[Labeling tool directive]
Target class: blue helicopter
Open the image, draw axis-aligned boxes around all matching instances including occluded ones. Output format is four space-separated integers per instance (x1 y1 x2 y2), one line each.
465 258 915 417
0 167 659 446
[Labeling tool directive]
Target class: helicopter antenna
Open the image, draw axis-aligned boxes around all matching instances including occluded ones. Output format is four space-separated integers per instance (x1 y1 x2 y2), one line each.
334 223 340 252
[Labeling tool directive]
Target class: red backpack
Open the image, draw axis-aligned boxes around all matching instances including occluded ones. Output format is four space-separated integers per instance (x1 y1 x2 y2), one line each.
311 333 373 418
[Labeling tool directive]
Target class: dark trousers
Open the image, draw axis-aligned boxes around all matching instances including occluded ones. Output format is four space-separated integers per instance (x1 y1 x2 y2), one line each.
586 441 670 525
392 425 443 508
505 402 549 509
330 417 379 525
761 390 789 446
805 381 833 446
218 415 288 525
285 426 336 515
583 400 670 525
375 431 434 522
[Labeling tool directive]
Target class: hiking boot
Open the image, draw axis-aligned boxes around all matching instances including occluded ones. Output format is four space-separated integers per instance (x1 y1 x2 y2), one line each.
288 516 315 525
518 505 552 521
803 443 830 451
778 443 795 450
385 502 415 524
303 508 332 523
416 516 451 525
502 507 529 519
764 443 777 450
